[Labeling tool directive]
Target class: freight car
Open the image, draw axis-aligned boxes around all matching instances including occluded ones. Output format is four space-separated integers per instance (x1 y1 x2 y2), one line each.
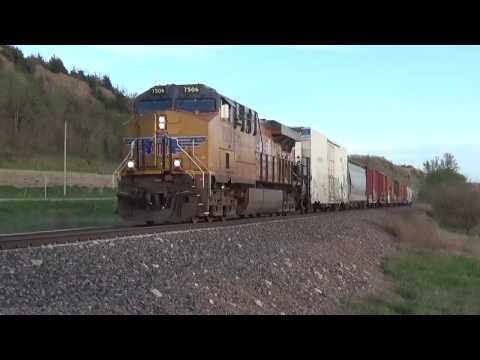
115 83 414 225
348 161 367 209
293 127 349 211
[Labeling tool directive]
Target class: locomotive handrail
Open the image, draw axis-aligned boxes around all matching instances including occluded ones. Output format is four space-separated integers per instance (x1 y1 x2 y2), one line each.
112 140 136 188
175 138 211 214
175 138 208 191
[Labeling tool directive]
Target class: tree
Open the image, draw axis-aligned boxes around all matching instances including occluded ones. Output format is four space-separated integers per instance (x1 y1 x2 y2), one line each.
441 152 459 172
102 75 113 90
0 45 30 73
423 152 459 174
47 55 68 74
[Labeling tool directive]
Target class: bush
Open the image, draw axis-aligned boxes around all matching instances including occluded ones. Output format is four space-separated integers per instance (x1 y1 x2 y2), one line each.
47 55 68 74
102 75 113 90
0 45 31 73
383 209 480 257
419 153 480 234
383 211 442 249
431 183 480 234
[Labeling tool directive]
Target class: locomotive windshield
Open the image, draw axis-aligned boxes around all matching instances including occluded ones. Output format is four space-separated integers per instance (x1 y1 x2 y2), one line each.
136 99 173 113
175 98 216 113
135 98 217 113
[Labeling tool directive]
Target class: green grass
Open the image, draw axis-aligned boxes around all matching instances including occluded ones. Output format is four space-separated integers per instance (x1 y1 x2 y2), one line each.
349 250 480 315
0 154 118 174
0 185 116 199
0 199 121 234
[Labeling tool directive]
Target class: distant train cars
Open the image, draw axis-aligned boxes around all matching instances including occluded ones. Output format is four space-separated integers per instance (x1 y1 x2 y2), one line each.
116 83 414 225
366 167 413 207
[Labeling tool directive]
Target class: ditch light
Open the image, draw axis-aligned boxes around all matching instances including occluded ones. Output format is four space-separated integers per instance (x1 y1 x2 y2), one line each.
159 115 166 130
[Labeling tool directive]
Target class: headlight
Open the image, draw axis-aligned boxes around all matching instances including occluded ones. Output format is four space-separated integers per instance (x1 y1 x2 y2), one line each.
159 115 166 130
173 159 181 168
127 160 135 169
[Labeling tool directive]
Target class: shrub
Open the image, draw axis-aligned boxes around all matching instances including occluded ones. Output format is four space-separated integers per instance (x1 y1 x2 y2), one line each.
419 153 480 234
383 209 480 256
431 183 480 234
47 55 68 74
383 211 442 249
0 45 31 73
102 75 113 90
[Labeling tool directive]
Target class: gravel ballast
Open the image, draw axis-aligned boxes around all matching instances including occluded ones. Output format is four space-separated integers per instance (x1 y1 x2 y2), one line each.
0 208 405 314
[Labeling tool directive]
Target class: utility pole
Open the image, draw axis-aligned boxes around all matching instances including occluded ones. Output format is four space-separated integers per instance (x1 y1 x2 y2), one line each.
64 119 67 197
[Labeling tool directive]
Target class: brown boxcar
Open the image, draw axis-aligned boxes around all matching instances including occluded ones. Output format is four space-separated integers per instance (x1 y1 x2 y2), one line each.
367 168 385 206
400 183 408 204
385 175 393 204
378 171 386 204
393 180 400 204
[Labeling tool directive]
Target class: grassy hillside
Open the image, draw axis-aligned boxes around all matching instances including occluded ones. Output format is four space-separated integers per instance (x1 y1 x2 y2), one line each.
349 154 424 187
0 46 423 181
347 208 480 314
0 45 133 174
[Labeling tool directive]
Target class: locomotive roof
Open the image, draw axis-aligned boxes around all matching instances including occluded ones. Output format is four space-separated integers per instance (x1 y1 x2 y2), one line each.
134 83 257 116
262 119 302 152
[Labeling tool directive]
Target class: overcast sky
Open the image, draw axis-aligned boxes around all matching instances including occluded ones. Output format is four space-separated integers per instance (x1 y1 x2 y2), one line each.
17 45 480 181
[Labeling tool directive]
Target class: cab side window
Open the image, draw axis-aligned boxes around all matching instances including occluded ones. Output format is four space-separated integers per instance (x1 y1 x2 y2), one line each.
221 99 230 121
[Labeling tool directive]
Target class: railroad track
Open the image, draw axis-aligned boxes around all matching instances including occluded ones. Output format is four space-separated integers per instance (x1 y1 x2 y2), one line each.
0 205 411 251
0 211 335 251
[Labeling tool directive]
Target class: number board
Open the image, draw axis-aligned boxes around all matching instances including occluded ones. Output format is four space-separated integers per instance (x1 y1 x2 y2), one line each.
151 87 166 95
183 86 200 95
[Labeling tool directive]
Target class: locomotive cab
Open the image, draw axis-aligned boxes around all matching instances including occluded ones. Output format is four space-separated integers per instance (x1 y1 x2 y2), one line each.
117 84 217 224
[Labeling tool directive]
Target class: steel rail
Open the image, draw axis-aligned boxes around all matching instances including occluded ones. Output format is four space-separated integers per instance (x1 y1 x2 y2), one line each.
0 210 339 251
0 206 408 251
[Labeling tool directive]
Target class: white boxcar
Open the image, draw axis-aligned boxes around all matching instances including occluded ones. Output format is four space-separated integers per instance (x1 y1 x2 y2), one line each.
348 161 367 205
295 128 349 207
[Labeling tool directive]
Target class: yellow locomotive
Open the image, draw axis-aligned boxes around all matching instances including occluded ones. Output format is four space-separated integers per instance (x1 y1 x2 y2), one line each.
116 84 310 225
